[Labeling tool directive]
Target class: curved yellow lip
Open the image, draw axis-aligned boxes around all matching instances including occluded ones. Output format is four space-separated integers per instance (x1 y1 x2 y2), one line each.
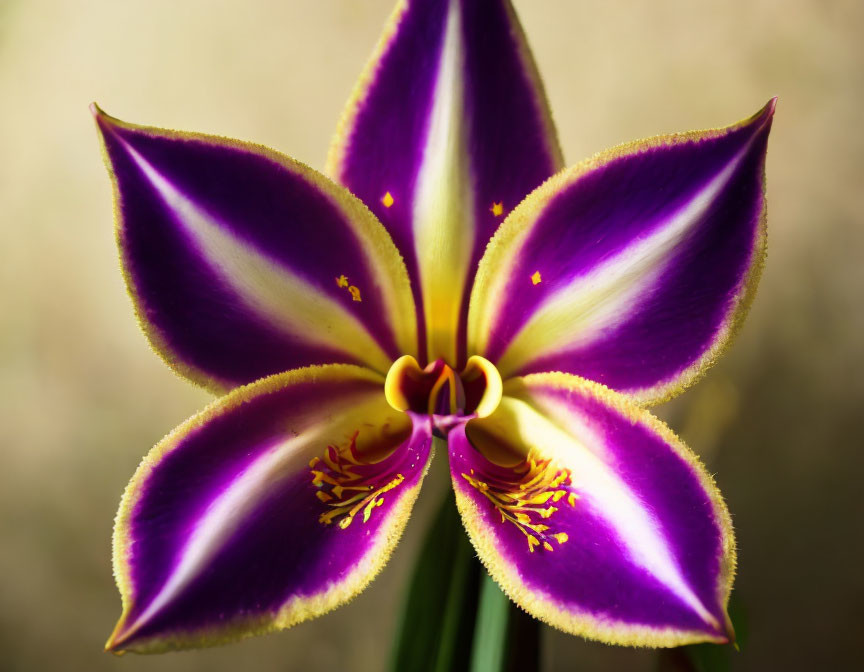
384 354 503 419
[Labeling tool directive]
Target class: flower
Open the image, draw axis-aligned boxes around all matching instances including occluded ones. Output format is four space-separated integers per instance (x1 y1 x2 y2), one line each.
92 0 774 655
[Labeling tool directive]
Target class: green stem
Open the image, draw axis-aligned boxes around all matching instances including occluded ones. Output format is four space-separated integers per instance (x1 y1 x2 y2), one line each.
388 475 480 672
469 573 511 672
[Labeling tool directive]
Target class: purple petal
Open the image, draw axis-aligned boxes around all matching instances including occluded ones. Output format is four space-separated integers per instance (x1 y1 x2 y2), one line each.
448 373 735 646
93 107 417 391
469 100 775 404
327 0 563 366
106 365 433 653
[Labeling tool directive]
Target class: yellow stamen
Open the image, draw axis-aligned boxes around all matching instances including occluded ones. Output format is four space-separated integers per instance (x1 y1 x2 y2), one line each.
461 453 576 553
310 431 406 529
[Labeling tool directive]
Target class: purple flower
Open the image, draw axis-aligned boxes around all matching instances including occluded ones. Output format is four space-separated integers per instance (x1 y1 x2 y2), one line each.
93 0 774 654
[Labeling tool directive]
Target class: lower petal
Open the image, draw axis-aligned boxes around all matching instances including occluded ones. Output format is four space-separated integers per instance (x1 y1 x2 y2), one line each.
107 364 433 653
448 373 735 647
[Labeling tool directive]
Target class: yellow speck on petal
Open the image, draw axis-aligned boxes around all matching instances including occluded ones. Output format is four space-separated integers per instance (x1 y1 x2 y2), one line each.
531 271 542 285
348 286 362 302
381 191 394 208
335 274 349 288
490 202 504 217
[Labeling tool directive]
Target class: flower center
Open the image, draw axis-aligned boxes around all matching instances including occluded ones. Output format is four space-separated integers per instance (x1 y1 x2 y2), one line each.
384 355 503 426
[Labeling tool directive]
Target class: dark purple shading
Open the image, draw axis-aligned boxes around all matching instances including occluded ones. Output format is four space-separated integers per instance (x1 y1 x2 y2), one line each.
448 389 728 634
335 0 561 366
117 377 431 649
335 0 448 362
485 104 774 393
456 0 562 363
98 115 401 387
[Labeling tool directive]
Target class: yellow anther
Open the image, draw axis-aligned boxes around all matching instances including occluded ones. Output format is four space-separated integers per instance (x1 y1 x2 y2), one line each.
335 274 349 288
348 285 362 302
531 270 542 285
461 452 576 554
490 202 504 217
381 191 395 208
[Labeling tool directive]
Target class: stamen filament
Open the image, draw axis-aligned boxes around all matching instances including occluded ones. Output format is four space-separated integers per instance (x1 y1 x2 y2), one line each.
462 453 578 553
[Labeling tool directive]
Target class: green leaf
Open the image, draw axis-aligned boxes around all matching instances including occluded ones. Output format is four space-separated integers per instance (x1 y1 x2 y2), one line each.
388 469 481 672
470 574 540 672
469 573 510 672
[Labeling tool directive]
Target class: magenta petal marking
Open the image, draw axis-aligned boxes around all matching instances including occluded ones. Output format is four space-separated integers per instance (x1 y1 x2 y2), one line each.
329 0 562 364
472 101 775 403
449 375 735 646
94 109 414 390
107 366 432 653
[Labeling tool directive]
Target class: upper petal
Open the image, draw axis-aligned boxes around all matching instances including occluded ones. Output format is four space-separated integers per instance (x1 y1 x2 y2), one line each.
327 0 563 366
93 107 417 392
469 100 775 404
106 364 433 653
448 373 735 647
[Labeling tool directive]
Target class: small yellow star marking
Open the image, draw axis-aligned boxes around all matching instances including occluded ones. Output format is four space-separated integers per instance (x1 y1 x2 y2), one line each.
348 286 362 302
381 191 395 208
490 202 504 217
531 271 542 286
335 274 349 288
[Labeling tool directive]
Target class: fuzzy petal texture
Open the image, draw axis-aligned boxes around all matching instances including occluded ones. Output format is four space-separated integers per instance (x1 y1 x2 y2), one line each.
328 0 563 366
448 373 735 647
469 100 775 404
107 364 433 653
94 107 417 392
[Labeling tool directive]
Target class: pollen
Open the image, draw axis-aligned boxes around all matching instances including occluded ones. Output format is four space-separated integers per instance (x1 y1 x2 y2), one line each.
490 201 504 217
336 275 362 302
531 270 542 285
381 191 395 208
461 452 577 553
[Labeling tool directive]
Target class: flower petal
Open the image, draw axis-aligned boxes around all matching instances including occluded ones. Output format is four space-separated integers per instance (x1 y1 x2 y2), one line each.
93 106 417 392
469 100 775 404
106 364 433 653
448 373 735 647
327 0 563 365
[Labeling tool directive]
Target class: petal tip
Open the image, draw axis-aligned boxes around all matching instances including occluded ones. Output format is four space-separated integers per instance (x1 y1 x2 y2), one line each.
722 611 737 646
761 95 778 119
104 624 130 655
90 102 119 135
748 97 777 128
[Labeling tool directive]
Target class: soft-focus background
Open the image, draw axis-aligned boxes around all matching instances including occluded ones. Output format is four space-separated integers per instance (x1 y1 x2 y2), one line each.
1 1 862 670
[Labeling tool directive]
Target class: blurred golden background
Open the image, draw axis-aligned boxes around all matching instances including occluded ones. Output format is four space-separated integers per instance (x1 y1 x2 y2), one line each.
1 1 862 670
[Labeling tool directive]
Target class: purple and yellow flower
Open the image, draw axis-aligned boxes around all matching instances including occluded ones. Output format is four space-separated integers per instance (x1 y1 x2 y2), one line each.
92 0 774 654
